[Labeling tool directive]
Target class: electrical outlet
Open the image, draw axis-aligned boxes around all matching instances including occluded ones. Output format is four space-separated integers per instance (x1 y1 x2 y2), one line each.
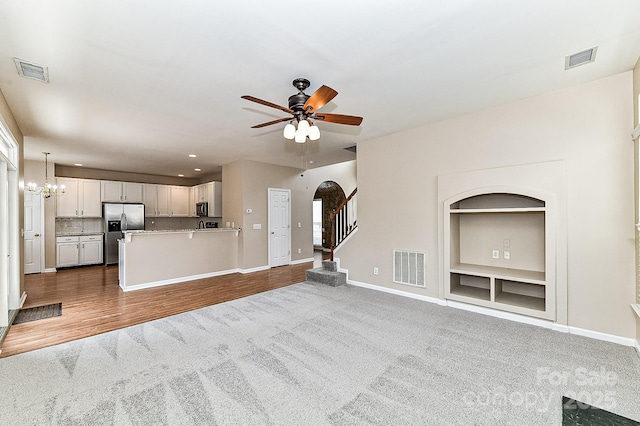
373 267 379 275
492 250 500 259
504 251 511 260
297 248 301 254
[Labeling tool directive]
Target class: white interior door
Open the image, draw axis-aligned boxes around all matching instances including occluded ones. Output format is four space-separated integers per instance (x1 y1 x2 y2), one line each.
24 190 43 274
269 188 291 267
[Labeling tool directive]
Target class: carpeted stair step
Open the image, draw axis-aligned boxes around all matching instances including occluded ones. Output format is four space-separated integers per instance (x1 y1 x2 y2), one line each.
306 268 346 286
306 261 346 287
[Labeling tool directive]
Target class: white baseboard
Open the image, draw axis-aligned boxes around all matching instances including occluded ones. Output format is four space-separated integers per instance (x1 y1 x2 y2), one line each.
44 268 57 273
239 265 270 274
121 268 240 292
19 291 27 309
290 257 314 265
567 325 637 347
348 279 445 306
343 274 637 348
635 340 640 358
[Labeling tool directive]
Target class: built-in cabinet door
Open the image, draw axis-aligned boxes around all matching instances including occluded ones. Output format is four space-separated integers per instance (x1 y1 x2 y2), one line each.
157 185 171 217
101 181 123 202
143 184 158 216
123 182 144 203
171 186 190 217
80 236 103 265
80 179 102 217
56 241 79 267
56 178 79 217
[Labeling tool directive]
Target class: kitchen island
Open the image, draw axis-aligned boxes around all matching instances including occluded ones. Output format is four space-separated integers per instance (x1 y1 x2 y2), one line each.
118 228 240 291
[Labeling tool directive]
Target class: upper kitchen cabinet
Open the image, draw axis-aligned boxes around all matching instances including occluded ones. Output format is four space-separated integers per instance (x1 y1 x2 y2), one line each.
56 178 102 217
170 186 190 217
143 184 189 217
194 181 222 217
102 181 144 203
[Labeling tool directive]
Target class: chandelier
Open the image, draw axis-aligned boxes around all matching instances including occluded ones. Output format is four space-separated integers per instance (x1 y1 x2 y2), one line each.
27 152 65 199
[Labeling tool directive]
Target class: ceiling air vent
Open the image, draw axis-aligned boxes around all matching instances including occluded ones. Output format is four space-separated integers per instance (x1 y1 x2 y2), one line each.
565 47 597 70
13 58 49 82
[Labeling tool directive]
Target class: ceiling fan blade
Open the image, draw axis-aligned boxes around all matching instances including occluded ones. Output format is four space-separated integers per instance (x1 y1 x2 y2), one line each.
303 85 338 113
313 113 363 126
241 95 294 114
251 117 292 129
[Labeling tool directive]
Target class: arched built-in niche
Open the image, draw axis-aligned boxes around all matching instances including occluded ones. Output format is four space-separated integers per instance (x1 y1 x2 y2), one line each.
443 188 556 320
313 181 346 250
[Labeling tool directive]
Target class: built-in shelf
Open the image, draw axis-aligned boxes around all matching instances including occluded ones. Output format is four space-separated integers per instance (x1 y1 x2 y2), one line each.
445 192 554 320
450 263 545 284
450 207 546 214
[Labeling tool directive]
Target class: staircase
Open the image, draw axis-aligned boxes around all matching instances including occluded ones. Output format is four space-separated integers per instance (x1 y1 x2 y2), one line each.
306 188 357 286
330 188 357 260
306 260 346 287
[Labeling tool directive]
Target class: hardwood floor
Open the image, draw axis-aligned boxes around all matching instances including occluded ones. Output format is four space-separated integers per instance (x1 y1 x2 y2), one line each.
0 260 315 358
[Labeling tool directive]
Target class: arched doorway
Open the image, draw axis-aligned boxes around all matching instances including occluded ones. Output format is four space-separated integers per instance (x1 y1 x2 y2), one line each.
313 181 346 251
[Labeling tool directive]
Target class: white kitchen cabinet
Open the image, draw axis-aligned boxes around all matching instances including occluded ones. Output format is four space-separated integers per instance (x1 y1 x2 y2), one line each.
170 186 190 217
193 181 222 217
102 181 144 203
56 178 101 217
57 235 103 267
56 236 80 267
190 186 198 216
79 235 103 265
144 184 170 217
143 184 187 217
143 184 159 216
158 185 171 216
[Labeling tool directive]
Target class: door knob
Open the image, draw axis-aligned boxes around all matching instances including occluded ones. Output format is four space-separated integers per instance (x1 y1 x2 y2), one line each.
34 233 40 237
271 231 274 234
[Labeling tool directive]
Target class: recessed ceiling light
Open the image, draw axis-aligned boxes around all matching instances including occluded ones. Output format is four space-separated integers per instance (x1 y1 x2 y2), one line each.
178 174 184 177
74 163 83 167
13 58 49 82
194 168 201 172
188 154 197 158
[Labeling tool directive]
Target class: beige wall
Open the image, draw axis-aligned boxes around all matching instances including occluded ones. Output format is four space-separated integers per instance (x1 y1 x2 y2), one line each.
24 159 57 269
55 165 213 186
222 159 357 270
338 72 636 339
0 89 25 295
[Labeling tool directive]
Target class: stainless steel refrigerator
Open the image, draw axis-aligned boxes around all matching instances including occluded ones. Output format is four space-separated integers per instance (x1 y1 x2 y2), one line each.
103 203 145 265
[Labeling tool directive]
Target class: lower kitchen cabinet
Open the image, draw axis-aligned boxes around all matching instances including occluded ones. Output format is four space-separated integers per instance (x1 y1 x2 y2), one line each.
56 235 104 267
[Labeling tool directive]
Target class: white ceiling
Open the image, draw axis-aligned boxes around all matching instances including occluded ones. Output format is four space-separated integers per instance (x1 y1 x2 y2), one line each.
1 1 639 178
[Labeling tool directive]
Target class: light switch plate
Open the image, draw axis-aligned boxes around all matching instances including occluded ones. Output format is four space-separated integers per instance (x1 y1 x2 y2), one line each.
252 224 261 230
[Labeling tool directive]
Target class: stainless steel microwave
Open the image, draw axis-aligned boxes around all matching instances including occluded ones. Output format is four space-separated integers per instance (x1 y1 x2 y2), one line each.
196 202 208 217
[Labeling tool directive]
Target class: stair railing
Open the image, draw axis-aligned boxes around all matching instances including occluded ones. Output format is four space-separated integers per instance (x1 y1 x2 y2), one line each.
330 188 357 260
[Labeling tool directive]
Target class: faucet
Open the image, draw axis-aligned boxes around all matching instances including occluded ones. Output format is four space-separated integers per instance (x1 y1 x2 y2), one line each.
198 220 205 229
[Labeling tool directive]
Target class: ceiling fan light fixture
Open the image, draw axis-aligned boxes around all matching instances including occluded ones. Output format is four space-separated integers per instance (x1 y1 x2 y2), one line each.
283 123 296 139
297 119 310 136
308 124 320 141
294 130 306 143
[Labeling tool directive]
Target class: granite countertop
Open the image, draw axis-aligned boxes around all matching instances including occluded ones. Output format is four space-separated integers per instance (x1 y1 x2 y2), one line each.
123 228 239 234
56 232 105 237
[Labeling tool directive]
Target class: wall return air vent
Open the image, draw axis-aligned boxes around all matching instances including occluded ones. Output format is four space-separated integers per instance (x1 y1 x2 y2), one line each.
565 47 597 70
393 250 426 288
13 58 49 82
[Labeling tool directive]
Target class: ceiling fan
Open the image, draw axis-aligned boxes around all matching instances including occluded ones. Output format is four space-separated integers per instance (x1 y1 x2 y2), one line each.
241 78 363 143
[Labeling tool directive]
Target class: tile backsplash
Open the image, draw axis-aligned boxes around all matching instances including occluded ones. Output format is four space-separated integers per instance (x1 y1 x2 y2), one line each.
56 218 104 235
